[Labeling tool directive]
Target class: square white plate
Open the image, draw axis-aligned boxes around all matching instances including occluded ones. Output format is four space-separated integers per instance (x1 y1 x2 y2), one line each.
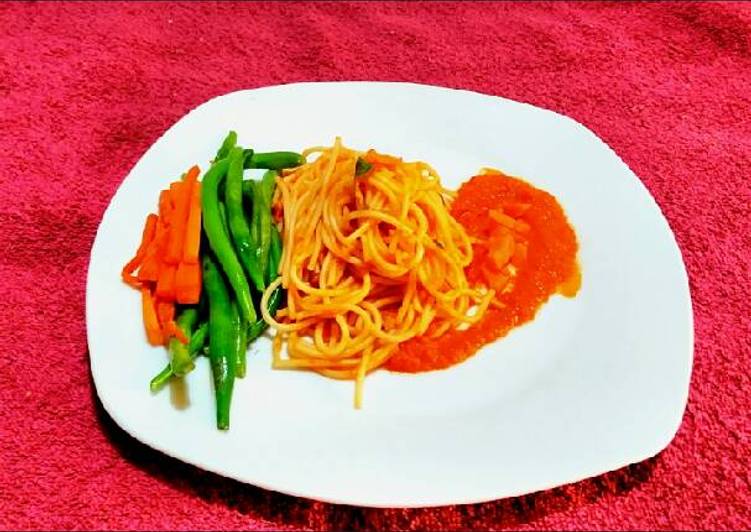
87 82 692 507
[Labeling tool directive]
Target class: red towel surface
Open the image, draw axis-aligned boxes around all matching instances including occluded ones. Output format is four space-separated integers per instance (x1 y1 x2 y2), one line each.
1 1 749 529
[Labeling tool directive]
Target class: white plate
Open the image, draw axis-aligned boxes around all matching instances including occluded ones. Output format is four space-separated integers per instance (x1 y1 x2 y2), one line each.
87 82 693 508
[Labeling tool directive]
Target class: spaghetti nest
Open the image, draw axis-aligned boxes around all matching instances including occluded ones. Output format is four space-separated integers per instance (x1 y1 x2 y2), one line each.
261 138 494 406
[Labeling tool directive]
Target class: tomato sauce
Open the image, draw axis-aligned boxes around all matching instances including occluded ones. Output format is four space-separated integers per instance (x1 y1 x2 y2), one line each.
385 172 580 373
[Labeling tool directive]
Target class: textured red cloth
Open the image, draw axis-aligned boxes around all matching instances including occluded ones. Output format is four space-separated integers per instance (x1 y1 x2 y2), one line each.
1 1 749 530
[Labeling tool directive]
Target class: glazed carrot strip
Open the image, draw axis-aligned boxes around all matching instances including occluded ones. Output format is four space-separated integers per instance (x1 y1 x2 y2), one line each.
156 263 177 301
164 319 189 345
164 166 200 264
158 189 172 220
175 261 202 304
139 215 168 281
156 300 189 344
139 189 173 282
156 300 175 328
183 181 202 264
141 288 164 346
165 178 193 264
184 165 200 183
122 214 158 288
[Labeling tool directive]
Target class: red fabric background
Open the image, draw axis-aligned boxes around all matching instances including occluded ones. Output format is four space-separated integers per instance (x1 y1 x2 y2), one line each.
1 1 749 530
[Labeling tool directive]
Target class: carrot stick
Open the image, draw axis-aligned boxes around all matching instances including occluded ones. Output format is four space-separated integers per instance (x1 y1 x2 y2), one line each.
183 181 202 264
184 165 200 183
175 261 202 304
138 255 159 282
141 288 164 346
138 216 168 282
155 263 177 301
155 302 189 344
165 320 189 345
156 300 175 328
165 181 192 264
158 189 173 221
122 274 142 289
122 214 158 287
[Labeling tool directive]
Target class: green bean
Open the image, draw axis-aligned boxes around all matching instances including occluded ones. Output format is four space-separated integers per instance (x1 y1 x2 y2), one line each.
241 173 276 208
251 177 272 287
232 300 248 378
246 180 259 246
246 285 284 341
190 322 209 354
243 150 305 170
266 227 285 319
260 169 277 204
202 253 236 430
217 201 229 237
150 321 208 392
201 157 256 323
247 319 267 340
355 157 372 177
169 307 199 377
241 179 254 202
149 367 175 394
215 131 237 160
247 221 284 343
267 224 282 283
241 173 276 283
226 147 265 292
249 225 285 338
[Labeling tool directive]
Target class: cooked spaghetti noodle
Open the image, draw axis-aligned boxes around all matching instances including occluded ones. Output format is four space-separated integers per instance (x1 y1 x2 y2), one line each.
261 138 494 407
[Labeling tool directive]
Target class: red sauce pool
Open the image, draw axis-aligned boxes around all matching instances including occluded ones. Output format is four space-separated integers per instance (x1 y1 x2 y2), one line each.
385 172 581 373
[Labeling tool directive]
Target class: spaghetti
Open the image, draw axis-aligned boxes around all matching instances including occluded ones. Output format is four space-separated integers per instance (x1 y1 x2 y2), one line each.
261 138 494 407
